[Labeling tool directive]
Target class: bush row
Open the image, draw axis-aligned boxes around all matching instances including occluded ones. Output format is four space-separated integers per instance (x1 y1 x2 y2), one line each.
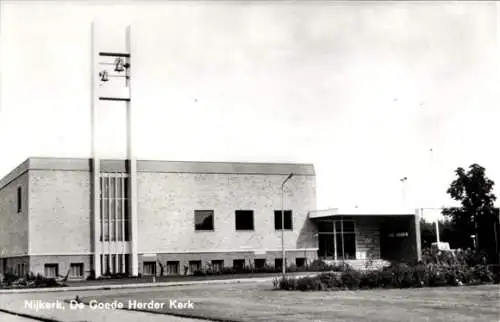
274 262 499 292
1 272 65 289
190 260 352 276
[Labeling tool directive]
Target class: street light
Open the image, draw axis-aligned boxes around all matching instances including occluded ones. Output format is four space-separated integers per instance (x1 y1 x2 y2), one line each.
281 173 294 278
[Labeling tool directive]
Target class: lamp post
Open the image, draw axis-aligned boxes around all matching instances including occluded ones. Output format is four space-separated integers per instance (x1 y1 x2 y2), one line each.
281 173 294 278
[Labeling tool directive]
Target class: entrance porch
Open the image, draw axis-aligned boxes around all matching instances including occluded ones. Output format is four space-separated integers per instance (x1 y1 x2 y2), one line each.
308 209 421 269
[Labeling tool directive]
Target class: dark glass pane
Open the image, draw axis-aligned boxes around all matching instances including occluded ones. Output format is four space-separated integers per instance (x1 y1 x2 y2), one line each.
343 221 355 233
124 220 130 241
235 210 254 230
194 210 214 230
274 210 293 230
335 220 355 233
284 211 293 230
336 233 356 259
124 177 129 199
274 211 282 230
318 221 334 233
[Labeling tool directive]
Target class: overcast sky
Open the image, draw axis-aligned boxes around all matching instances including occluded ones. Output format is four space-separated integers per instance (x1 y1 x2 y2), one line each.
1 1 499 220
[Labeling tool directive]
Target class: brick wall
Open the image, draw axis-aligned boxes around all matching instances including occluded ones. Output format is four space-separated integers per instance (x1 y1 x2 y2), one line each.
29 170 92 255
0 172 29 259
137 172 317 254
355 217 382 260
145 250 318 275
30 255 91 279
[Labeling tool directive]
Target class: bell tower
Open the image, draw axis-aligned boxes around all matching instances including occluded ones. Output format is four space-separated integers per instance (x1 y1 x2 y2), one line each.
90 23 138 277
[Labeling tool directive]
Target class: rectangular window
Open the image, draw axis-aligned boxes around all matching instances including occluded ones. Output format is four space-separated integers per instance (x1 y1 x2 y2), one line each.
274 210 293 230
44 264 59 278
274 258 284 269
254 259 266 269
211 260 223 273
295 258 306 268
233 259 245 271
235 210 254 230
70 263 84 278
143 261 156 276
166 261 180 275
194 210 214 231
189 260 202 274
17 187 22 213
335 220 356 260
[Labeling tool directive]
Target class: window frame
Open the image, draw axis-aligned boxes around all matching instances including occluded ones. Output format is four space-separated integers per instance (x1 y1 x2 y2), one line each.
235 210 255 231
17 187 22 213
166 261 180 275
274 210 293 230
44 263 59 278
69 263 84 278
194 210 215 231
334 219 357 260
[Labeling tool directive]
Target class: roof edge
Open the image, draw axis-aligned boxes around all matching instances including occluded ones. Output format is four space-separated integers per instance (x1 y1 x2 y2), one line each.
1 157 315 190
0 158 31 191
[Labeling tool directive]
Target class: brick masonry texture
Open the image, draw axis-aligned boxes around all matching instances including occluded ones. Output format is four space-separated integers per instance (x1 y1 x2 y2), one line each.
29 170 93 255
137 172 317 254
1 162 318 276
0 172 29 258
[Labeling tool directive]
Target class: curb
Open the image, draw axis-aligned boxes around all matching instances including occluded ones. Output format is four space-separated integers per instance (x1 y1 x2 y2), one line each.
0 308 62 322
0 272 322 295
0 276 277 294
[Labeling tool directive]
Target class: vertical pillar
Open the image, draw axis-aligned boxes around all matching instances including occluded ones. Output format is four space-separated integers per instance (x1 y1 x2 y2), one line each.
333 219 337 260
91 22 102 278
415 209 422 261
126 25 139 276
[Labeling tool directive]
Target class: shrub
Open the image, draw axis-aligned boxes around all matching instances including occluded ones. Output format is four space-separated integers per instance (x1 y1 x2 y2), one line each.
279 277 298 290
309 259 331 271
425 264 449 287
472 264 494 283
377 271 394 288
296 276 323 291
2 272 18 286
341 270 362 290
359 271 380 289
319 272 343 289
390 263 419 288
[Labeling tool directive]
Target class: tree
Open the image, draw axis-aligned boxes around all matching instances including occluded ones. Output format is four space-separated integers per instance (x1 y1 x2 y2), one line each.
443 164 500 263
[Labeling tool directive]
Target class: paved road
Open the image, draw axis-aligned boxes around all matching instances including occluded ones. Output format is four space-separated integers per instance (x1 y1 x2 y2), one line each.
0 290 208 322
0 311 40 322
0 277 276 322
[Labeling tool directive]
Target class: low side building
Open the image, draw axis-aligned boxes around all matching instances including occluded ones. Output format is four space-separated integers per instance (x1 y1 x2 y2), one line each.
309 208 422 270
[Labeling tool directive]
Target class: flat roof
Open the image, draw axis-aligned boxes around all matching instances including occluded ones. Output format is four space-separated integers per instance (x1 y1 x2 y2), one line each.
308 207 416 219
0 157 315 190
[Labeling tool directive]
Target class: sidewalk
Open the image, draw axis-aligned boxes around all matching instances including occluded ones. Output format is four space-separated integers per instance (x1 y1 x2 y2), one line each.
0 274 295 322
0 296 203 322
0 272 321 295
0 275 283 294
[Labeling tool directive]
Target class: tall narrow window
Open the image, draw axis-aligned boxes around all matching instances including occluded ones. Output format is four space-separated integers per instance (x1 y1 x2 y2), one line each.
17 187 22 213
335 220 356 260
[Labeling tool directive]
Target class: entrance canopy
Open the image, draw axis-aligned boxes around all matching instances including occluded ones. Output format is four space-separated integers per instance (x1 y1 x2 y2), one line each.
308 207 417 220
